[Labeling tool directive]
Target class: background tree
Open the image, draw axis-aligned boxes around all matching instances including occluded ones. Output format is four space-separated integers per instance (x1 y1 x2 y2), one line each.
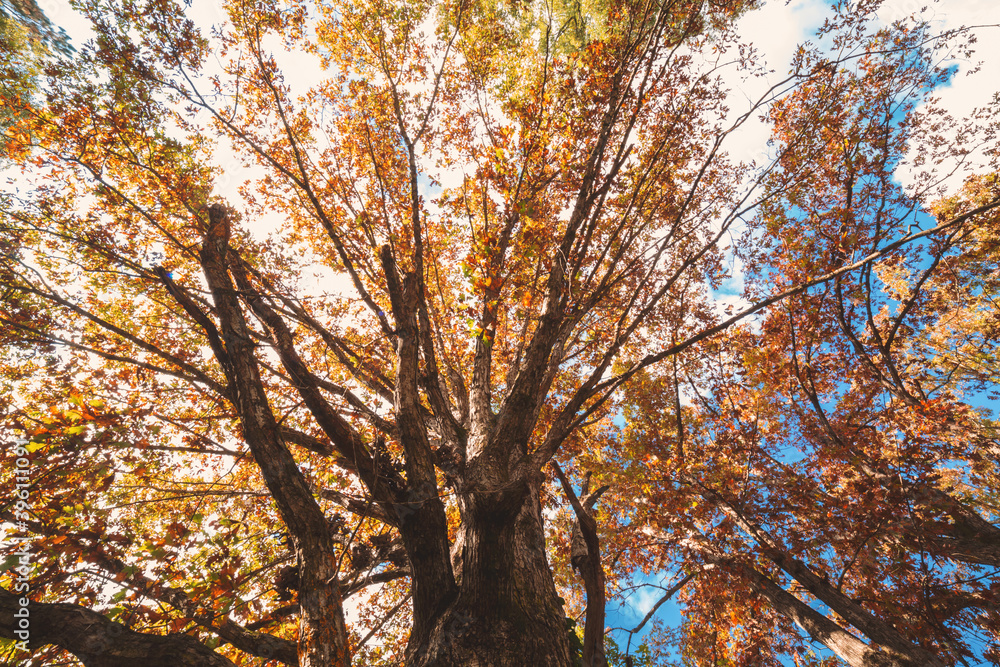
0 0 64 159
1 0 998 666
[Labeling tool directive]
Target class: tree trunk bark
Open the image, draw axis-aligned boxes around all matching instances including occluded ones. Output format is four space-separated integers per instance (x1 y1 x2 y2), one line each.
406 477 573 667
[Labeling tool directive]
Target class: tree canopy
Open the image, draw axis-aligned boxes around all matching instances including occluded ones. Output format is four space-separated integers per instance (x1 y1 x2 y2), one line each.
1 0 998 666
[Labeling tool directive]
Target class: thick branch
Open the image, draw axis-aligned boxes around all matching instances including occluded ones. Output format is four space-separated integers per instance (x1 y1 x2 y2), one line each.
552 463 607 667
0 588 236 667
196 204 349 667
379 243 457 640
231 261 403 504
85 547 298 666
736 566 904 667
702 487 946 667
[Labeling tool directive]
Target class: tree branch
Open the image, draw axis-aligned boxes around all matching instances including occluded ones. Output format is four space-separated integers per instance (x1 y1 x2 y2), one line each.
0 587 237 667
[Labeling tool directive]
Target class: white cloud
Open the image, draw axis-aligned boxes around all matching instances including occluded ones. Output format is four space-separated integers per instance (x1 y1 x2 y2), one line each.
699 0 999 318
629 585 662 617
878 0 1000 194
719 0 830 166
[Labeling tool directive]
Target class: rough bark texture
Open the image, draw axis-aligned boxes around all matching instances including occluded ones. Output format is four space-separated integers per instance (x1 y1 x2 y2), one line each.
382 247 460 645
407 477 573 667
0 588 236 667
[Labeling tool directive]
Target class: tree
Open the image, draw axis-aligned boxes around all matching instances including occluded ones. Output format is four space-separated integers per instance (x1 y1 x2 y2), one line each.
0 0 998 665
1 1 61 159
0 0 73 52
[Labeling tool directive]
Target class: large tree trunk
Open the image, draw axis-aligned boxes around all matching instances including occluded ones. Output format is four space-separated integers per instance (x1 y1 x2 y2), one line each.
407 476 573 667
